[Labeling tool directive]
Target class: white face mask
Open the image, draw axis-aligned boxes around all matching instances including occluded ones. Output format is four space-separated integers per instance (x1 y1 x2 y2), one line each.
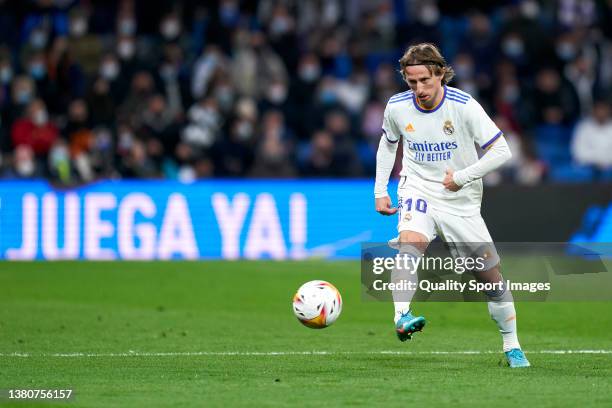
299 64 320 82
419 6 440 25
16 89 32 104
50 144 69 165
236 121 253 141
70 18 88 37
161 19 181 39
269 17 291 35
16 159 35 177
117 41 135 59
502 85 519 103
502 38 524 57
118 19 136 36
159 64 177 80
454 62 474 79
267 85 287 103
520 0 540 19
0 66 12 83
33 110 49 126
100 62 119 80
215 87 233 107
119 131 134 150
30 30 48 49
556 42 576 61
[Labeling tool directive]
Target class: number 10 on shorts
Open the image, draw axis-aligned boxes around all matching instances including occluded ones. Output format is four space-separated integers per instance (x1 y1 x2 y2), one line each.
400 197 428 214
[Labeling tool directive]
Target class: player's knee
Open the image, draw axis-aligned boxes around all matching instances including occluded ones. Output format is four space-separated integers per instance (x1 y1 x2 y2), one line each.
399 231 428 253
399 230 428 244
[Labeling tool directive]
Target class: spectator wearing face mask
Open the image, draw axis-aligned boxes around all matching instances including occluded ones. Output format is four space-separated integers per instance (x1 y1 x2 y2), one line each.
212 98 258 177
265 3 299 73
116 35 141 81
287 53 321 139
3 76 36 135
140 94 180 167
0 51 13 96
97 53 129 103
21 1 69 48
11 98 58 158
159 12 183 44
1 144 44 179
23 51 54 105
259 77 291 117
157 42 191 119
398 0 442 47
48 138 73 184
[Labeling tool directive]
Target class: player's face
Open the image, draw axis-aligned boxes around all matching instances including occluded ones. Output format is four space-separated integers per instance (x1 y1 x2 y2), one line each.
404 65 444 109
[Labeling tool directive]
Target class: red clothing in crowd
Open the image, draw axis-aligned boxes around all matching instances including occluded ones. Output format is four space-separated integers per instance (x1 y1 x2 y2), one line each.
11 119 59 155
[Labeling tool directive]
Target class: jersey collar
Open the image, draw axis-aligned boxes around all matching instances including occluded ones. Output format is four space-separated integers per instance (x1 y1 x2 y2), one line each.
413 85 446 113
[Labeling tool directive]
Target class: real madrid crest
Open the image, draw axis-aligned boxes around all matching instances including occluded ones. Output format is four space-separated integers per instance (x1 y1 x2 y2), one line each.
443 120 455 135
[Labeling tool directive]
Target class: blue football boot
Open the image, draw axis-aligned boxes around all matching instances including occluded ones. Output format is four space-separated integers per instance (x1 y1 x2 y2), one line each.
395 311 426 342
505 348 531 368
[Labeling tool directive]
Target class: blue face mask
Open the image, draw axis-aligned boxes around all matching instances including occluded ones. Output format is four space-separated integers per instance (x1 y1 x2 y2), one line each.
16 90 33 104
30 31 48 49
0 66 12 83
502 39 524 58
29 63 46 79
320 90 337 104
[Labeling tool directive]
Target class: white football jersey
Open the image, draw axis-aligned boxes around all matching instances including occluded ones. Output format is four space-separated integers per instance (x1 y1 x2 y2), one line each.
382 85 503 216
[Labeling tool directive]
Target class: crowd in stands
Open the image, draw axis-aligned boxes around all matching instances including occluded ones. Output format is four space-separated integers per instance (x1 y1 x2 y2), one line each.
0 0 610 185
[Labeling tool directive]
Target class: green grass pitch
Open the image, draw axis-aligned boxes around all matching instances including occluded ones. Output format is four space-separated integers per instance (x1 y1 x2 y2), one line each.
1 261 611 407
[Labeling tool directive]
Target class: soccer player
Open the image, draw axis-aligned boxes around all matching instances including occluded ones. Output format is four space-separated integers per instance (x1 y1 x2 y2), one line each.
374 43 530 368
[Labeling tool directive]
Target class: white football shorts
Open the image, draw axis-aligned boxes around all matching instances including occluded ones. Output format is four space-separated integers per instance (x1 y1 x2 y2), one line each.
396 187 500 270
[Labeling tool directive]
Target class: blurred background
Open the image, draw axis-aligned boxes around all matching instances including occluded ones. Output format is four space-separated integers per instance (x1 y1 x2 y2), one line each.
0 0 610 259
0 0 610 184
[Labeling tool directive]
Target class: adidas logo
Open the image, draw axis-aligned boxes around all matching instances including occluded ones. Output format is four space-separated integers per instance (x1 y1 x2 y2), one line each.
405 123 415 132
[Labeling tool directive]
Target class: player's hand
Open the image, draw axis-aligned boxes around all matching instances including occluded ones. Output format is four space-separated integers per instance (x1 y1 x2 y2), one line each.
443 169 461 192
375 196 398 216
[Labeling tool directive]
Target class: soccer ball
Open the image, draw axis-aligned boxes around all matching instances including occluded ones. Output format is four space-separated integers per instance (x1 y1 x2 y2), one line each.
292 280 342 329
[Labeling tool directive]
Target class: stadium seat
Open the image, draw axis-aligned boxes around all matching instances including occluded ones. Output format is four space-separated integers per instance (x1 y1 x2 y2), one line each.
549 164 595 182
534 124 573 167
535 140 571 166
601 168 612 181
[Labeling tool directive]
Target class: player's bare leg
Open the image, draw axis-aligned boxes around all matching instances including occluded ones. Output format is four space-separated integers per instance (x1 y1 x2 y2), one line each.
474 265 530 367
392 231 428 341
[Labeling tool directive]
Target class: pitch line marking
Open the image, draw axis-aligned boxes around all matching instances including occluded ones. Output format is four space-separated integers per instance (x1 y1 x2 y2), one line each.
0 350 611 358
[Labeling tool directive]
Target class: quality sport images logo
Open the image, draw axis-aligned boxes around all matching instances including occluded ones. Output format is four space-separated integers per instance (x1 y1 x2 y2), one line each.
406 139 458 162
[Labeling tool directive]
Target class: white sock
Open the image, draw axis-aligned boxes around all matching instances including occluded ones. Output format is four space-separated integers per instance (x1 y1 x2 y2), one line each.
394 302 411 323
392 245 421 324
487 300 521 352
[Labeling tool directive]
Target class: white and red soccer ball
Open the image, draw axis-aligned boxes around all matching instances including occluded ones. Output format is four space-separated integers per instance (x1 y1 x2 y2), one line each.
292 280 342 329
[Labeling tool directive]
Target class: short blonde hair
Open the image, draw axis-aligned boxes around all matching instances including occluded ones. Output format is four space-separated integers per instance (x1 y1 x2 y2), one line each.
399 43 455 85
